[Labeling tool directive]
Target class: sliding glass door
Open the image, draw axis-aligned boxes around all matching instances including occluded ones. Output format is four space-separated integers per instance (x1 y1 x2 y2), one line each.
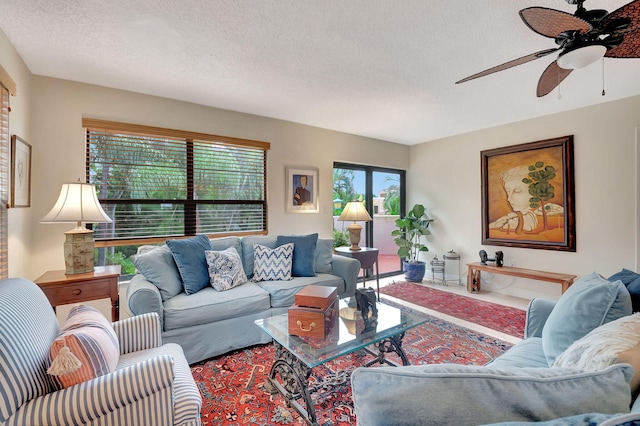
333 162 405 277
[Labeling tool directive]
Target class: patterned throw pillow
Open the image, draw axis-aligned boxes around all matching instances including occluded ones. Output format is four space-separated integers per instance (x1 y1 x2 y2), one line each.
252 243 294 282
205 247 248 291
47 305 120 389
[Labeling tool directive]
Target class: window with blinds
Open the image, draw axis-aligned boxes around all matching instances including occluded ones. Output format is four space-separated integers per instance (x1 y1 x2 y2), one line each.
0 65 14 280
0 86 9 279
84 119 270 247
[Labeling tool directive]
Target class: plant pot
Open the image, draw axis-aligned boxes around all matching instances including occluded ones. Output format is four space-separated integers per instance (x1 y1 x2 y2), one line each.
403 261 426 282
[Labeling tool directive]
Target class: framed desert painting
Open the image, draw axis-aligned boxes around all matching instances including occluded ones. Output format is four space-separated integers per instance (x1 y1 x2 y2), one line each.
286 166 319 213
481 135 575 251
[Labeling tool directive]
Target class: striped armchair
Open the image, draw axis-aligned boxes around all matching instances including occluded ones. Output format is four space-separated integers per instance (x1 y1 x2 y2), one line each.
0 278 202 426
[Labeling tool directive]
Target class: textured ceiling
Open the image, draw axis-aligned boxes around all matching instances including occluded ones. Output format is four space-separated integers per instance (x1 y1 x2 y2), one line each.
1 0 639 145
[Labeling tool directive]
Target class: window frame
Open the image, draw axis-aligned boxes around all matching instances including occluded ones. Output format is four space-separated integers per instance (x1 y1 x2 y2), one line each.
83 119 270 248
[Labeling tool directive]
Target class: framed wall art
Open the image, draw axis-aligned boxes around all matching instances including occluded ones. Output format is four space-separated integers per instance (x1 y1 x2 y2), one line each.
481 135 575 251
10 135 31 208
286 166 318 213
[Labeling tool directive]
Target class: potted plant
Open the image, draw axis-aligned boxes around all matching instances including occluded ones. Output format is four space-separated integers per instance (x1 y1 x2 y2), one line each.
391 203 434 282
332 228 350 251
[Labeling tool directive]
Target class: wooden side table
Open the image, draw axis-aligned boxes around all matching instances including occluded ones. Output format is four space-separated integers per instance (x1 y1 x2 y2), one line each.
335 247 380 299
34 265 122 321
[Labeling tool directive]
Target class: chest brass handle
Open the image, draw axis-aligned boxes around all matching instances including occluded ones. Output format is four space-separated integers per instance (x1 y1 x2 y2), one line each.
296 320 316 332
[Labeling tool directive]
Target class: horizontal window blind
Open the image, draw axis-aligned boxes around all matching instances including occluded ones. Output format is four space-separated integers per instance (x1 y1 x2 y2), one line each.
84 119 269 246
0 86 9 278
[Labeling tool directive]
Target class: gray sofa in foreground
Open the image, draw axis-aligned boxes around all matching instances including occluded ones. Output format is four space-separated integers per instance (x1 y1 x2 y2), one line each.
126 235 360 364
351 271 640 426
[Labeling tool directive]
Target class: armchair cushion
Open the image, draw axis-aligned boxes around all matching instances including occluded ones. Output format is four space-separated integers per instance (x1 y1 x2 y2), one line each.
609 268 640 312
351 363 633 426
47 305 120 389
541 272 631 366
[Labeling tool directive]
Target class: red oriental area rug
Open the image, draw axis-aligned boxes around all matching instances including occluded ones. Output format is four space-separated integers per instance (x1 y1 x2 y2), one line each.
380 281 526 338
191 306 512 425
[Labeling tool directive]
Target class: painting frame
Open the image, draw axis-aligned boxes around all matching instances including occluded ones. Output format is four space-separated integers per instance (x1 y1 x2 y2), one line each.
286 166 319 213
10 135 32 208
481 135 576 252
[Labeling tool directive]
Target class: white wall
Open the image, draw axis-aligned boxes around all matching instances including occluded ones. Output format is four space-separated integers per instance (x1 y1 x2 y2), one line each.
26 76 409 280
0 28 33 278
409 96 640 301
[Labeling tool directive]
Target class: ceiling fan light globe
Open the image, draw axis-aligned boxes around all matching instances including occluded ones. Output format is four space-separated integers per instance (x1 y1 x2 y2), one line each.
557 45 607 69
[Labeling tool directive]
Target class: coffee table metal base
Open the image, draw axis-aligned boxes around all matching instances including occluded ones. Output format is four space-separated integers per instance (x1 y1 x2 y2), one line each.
265 333 410 425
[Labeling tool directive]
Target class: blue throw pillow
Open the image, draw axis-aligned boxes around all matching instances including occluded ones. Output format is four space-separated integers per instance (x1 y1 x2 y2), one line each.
276 234 318 277
130 245 183 301
166 234 212 295
541 272 632 366
609 268 640 312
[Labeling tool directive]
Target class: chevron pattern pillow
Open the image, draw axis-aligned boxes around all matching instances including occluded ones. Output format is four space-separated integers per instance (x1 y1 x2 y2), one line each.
252 243 294 282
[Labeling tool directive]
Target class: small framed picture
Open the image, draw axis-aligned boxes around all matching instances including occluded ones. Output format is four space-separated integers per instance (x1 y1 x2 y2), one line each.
10 135 31 208
286 167 319 213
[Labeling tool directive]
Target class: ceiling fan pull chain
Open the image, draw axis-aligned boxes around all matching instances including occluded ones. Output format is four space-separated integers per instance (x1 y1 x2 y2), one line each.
601 58 606 96
557 68 562 100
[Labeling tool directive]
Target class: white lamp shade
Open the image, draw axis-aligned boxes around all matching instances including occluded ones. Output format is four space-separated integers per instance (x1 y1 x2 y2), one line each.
338 201 372 222
557 45 606 70
41 182 112 226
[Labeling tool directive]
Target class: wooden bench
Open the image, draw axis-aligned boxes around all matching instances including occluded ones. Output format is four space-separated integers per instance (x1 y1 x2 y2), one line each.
466 262 577 294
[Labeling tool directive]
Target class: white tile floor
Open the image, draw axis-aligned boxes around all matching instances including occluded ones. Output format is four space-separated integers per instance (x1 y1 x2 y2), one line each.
377 274 530 345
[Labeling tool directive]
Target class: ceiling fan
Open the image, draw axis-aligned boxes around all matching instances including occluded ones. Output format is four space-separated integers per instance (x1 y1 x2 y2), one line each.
456 0 640 97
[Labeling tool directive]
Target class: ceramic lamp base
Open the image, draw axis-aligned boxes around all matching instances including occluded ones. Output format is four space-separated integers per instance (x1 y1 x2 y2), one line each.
64 229 95 274
347 222 363 251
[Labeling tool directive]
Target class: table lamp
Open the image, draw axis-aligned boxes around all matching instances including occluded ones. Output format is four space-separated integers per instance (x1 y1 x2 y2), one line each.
338 201 372 251
41 180 112 274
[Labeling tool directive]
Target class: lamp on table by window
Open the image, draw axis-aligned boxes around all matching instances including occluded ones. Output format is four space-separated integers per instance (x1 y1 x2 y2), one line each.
338 201 372 251
41 179 112 275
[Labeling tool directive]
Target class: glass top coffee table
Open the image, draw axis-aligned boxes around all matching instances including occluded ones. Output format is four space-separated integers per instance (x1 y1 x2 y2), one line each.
255 298 429 425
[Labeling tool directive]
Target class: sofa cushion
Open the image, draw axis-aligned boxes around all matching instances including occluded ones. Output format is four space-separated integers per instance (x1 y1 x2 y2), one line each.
131 245 183 301
314 239 333 274
241 236 277 278
350 364 633 426
276 233 318 277
252 243 294 282
256 274 345 308
486 337 548 369
47 305 120 389
205 247 247 291
166 234 212 295
609 268 640 312
553 312 640 393
541 272 631 366
210 236 242 257
162 283 271 331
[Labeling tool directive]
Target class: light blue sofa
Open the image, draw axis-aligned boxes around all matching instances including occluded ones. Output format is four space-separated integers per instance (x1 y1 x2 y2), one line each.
127 235 360 364
351 272 640 426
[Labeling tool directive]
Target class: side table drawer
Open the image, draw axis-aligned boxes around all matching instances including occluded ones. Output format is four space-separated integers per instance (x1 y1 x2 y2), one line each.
42 279 112 306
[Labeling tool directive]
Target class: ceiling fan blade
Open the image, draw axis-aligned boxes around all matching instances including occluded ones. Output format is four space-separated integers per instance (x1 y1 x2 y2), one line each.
520 7 592 38
456 48 560 84
602 0 640 58
537 61 573 97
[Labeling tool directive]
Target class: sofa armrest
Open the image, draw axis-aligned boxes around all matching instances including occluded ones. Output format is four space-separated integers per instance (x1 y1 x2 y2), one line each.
524 298 557 338
127 274 164 324
112 312 162 355
332 254 360 298
6 356 175 426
